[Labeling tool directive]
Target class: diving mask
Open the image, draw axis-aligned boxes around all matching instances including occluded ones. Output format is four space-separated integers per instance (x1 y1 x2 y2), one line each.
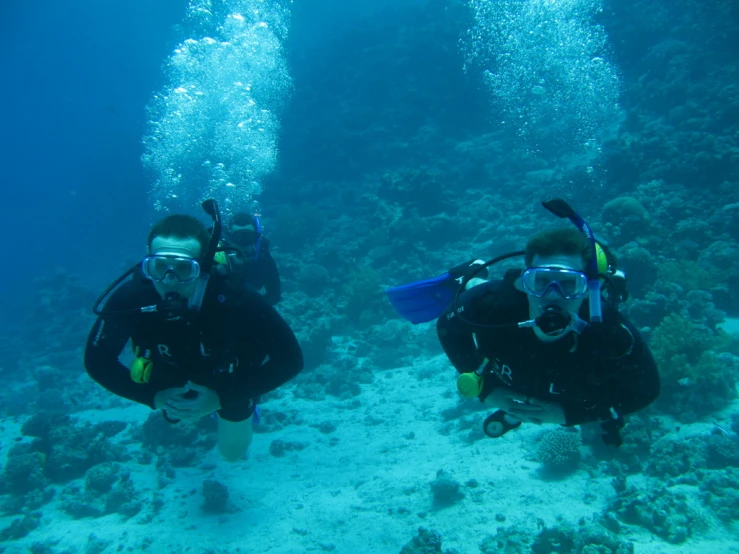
521 267 589 300
142 255 201 284
230 228 260 246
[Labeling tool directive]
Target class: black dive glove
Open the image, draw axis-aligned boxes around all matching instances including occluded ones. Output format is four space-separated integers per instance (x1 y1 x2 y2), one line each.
601 415 625 447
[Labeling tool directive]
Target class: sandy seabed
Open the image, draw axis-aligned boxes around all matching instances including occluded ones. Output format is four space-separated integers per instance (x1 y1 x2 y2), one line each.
1 351 738 554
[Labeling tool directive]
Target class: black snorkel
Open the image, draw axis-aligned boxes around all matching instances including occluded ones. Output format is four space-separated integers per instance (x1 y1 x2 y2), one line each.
92 199 223 317
188 199 221 312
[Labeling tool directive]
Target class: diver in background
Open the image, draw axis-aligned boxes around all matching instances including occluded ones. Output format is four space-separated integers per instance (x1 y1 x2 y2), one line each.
217 213 282 306
85 204 302 462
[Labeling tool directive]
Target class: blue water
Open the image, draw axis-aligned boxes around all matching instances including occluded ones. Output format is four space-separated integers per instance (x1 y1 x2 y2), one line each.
1 0 188 308
1 0 738 551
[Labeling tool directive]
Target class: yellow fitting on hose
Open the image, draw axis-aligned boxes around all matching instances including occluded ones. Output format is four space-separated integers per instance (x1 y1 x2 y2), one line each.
214 251 229 265
457 372 483 398
131 358 154 384
596 242 609 274
213 241 231 267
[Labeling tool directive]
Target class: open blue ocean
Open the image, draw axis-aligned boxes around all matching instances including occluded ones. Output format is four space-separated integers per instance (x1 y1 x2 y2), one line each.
0 0 737 552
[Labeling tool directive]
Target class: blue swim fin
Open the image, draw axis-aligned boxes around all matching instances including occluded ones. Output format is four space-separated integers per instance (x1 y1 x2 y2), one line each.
386 259 489 324
385 272 459 324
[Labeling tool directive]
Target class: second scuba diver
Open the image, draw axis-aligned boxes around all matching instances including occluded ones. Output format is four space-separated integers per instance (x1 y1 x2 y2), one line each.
215 213 282 306
389 199 660 446
84 201 303 462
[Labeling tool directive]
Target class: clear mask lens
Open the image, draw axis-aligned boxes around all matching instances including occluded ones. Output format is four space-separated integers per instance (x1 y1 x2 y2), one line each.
230 229 259 245
522 267 588 300
142 255 200 284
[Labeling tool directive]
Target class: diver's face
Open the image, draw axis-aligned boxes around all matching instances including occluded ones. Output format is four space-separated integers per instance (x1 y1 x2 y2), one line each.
148 236 202 300
229 224 257 257
527 253 586 342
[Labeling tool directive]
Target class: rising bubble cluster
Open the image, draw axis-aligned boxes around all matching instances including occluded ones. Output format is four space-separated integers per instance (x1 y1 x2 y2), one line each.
462 0 622 160
142 0 292 214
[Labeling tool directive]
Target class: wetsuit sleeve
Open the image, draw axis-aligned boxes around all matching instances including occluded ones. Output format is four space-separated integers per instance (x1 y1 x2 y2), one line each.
562 317 660 426
261 253 282 305
84 288 158 409
216 296 303 408
436 282 496 373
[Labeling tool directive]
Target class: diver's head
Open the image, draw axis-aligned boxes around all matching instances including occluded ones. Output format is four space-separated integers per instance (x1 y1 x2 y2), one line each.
522 228 591 341
143 215 210 302
228 213 261 257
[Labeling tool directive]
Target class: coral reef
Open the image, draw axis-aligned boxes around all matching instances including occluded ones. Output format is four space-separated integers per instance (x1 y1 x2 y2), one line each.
342 266 386 326
480 520 634 554
429 470 464 508
1 0 738 551
606 477 705 544
0 412 131 518
280 291 336 369
582 415 654 474
0 443 48 496
479 525 533 554
0 513 41 542
268 439 309 458
292 360 372 401
84 462 120 494
297 263 332 297
601 197 650 244
202 479 230 513
253 407 305 434
700 467 739 522
59 469 141 520
705 431 739 468
616 244 658 299
135 411 217 467
648 313 738 418
536 428 582 474
645 436 708 478
400 527 457 554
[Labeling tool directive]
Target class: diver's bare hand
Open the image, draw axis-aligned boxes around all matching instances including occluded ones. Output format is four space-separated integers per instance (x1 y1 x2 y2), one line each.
154 386 189 411
163 381 222 421
486 389 565 425
507 397 565 425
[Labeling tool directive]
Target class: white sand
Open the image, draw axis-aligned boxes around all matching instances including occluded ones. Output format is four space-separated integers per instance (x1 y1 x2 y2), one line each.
718 317 739 337
1 354 738 553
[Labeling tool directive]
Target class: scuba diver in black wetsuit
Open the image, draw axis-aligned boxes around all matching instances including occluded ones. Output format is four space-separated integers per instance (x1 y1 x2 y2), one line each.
84 200 303 462
215 213 282 306
389 199 660 446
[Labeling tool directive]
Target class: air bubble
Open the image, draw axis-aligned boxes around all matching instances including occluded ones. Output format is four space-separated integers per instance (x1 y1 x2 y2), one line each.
461 0 622 163
142 0 292 213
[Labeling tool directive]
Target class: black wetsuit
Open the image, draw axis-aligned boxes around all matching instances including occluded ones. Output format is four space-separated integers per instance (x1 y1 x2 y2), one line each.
224 237 281 306
84 275 302 421
437 270 660 428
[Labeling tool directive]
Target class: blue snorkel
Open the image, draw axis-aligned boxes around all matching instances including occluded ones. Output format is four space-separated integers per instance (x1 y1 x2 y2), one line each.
253 215 263 261
189 199 222 312
541 199 602 324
